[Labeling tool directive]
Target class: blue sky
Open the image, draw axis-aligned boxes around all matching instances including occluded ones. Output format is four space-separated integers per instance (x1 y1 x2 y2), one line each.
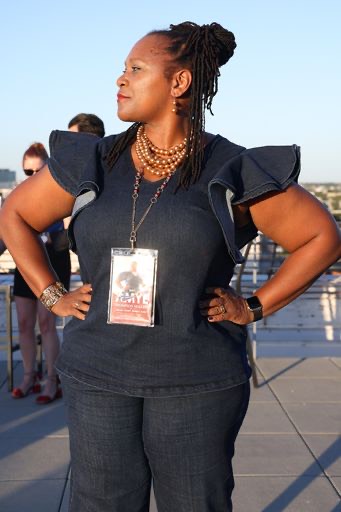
1 0 340 182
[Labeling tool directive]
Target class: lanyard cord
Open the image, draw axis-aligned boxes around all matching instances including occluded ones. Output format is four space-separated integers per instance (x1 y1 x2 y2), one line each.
130 172 174 249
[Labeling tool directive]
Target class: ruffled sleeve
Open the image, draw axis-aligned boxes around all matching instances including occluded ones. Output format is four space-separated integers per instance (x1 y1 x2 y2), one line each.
231 145 301 204
47 130 106 253
47 130 100 197
208 144 301 263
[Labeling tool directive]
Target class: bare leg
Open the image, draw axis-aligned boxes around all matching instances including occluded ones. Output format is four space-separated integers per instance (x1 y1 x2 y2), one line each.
37 302 60 398
14 296 38 394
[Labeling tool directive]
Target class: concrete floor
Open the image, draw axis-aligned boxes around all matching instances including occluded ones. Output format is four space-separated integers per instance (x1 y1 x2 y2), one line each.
0 357 340 512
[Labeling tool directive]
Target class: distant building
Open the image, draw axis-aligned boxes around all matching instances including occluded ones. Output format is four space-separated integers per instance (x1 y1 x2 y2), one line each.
0 169 16 190
303 182 341 221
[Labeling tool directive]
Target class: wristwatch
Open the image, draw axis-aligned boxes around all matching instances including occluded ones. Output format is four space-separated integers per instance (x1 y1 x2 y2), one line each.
245 296 263 322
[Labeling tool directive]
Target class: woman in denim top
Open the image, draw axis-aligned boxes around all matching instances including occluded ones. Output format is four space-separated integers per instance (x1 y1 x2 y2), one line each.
1 22 341 512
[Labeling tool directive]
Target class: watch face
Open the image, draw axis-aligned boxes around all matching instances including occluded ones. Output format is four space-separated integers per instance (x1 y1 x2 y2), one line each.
246 296 263 321
247 296 262 310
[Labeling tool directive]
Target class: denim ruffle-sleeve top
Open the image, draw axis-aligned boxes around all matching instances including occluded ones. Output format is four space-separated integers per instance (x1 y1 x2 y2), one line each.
47 130 300 397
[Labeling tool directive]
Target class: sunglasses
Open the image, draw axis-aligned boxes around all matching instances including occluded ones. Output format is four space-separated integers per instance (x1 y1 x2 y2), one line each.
23 163 46 176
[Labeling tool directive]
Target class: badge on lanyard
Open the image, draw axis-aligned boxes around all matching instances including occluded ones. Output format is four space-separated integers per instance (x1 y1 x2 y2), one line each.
106 166 176 327
107 248 158 327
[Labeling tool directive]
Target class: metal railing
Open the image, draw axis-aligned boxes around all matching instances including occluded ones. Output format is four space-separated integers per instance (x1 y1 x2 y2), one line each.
234 235 341 359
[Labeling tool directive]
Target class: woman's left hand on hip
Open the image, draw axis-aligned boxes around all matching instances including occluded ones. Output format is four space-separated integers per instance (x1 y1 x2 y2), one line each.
199 286 253 325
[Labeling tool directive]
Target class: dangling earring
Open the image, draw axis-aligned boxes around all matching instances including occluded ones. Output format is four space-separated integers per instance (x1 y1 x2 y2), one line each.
171 98 177 113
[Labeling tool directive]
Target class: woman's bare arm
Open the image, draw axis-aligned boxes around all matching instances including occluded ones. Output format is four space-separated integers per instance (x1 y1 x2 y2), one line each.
0 166 92 319
0 165 81 298
200 183 341 324
249 183 341 316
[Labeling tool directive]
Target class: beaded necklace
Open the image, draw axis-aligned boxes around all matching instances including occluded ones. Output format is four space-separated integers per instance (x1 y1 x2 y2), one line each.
135 125 187 177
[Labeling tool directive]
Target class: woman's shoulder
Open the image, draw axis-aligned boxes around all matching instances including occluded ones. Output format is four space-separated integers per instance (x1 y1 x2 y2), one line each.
203 132 245 170
97 133 120 157
98 133 119 149
48 130 110 197
205 132 245 152
49 129 99 149
48 130 123 170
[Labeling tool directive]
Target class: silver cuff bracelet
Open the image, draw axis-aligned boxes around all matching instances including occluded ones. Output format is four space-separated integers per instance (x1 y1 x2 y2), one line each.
39 281 67 312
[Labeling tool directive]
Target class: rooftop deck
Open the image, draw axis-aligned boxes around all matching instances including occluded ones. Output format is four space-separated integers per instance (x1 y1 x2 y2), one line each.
1 357 340 512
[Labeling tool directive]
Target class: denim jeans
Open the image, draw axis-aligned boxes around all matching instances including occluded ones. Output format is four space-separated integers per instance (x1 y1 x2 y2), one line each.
61 374 250 512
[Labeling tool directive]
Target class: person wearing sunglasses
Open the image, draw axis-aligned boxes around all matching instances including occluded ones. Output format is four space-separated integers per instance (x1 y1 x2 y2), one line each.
23 166 44 176
11 142 71 403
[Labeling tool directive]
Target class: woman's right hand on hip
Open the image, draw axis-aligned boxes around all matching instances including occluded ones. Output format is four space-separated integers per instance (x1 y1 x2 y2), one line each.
51 283 92 320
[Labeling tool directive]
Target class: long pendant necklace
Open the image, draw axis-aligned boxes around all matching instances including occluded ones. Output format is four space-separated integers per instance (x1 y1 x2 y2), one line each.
130 171 174 249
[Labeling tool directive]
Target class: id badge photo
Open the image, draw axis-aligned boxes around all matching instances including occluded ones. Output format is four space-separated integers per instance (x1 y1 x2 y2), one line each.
107 248 158 327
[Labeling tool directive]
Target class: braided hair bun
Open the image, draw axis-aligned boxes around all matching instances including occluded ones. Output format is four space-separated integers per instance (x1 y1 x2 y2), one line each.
169 21 236 68
208 22 236 67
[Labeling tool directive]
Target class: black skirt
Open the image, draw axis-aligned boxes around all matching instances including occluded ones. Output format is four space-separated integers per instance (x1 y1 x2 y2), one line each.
13 245 71 299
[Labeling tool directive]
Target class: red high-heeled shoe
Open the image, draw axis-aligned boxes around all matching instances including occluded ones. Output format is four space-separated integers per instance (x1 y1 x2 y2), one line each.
36 375 63 405
12 371 41 399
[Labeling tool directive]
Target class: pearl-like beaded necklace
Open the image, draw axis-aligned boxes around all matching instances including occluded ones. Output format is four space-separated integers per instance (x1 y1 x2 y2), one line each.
135 125 187 177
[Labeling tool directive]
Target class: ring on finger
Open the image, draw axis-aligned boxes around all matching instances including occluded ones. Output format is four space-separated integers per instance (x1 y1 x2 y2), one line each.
219 304 226 314
73 302 80 309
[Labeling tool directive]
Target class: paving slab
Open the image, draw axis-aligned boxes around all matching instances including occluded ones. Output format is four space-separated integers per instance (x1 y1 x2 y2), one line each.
240 402 296 434
256 357 341 379
0 395 68 437
59 476 70 512
249 378 277 402
234 434 322 476
269 377 341 402
0 480 65 512
0 437 69 481
60 479 159 512
284 403 341 434
302 435 341 477
332 358 341 369
0 361 11 385
150 488 158 512
256 343 341 358
331 477 341 495
233 476 341 512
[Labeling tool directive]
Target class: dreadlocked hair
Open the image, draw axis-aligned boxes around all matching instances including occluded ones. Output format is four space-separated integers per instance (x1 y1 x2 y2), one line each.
105 21 236 188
